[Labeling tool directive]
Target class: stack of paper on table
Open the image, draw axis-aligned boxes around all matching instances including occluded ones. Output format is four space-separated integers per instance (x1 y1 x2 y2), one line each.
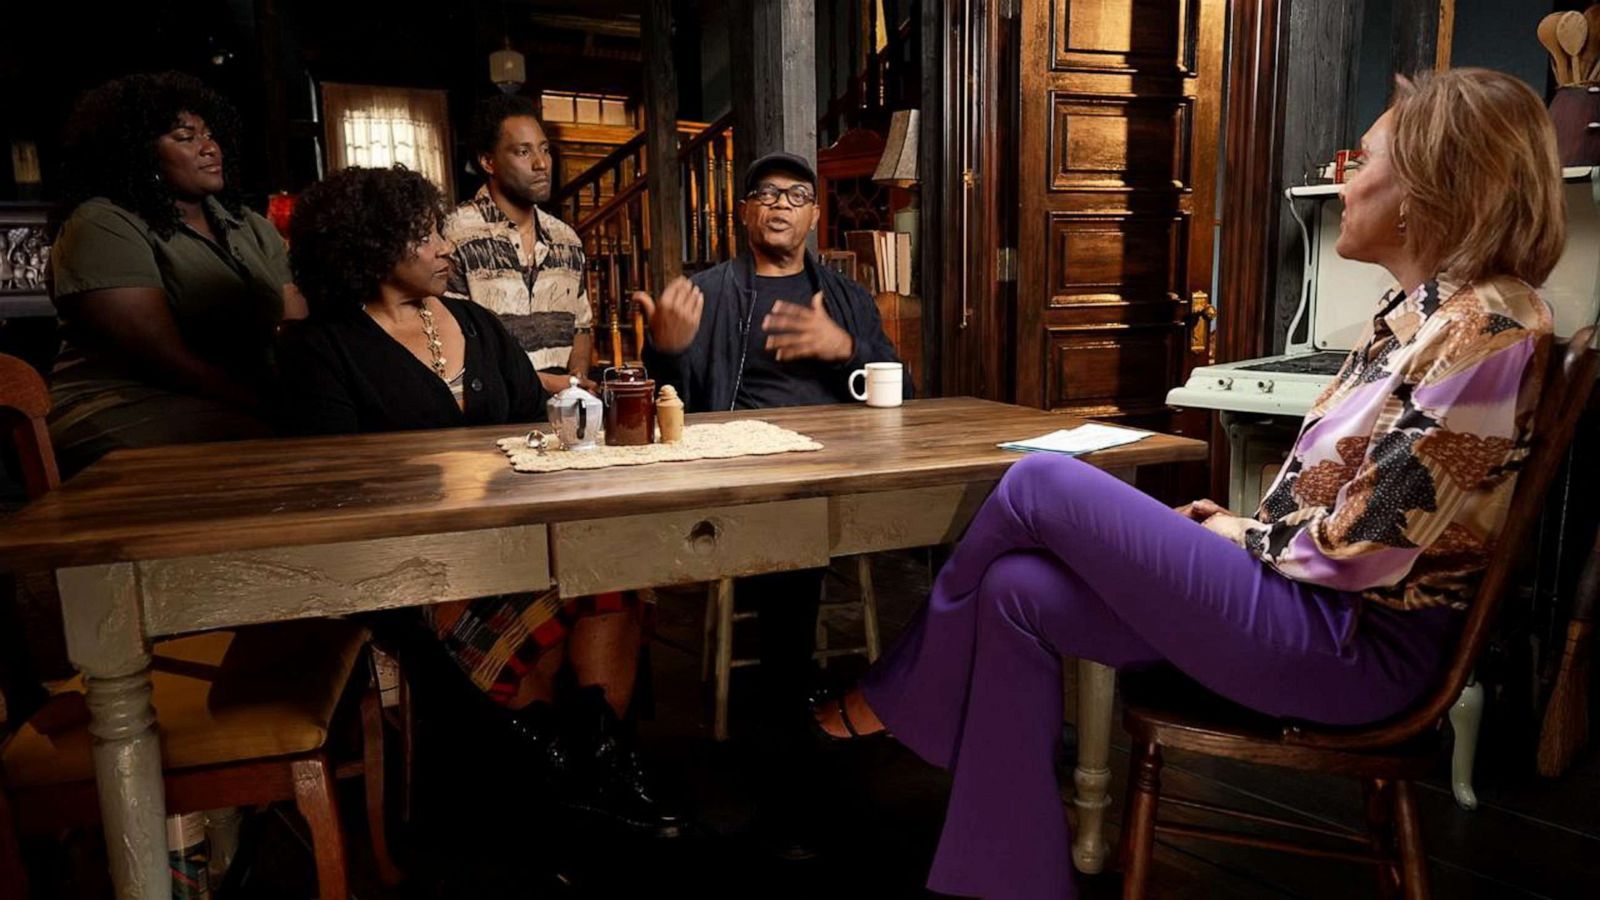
997 423 1152 456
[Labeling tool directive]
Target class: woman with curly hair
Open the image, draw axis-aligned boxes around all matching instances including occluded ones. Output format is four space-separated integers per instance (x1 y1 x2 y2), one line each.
48 71 301 476
276 165 683 838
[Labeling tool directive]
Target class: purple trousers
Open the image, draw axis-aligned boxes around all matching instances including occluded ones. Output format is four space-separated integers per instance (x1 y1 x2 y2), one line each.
861 455 1459 899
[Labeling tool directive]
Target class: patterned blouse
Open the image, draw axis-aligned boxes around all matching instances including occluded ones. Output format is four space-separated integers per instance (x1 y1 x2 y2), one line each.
442 187 593 373
1230 275 1552 612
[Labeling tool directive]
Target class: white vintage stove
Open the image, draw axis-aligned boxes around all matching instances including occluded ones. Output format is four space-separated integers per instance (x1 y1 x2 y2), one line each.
1169 167 1600 514
1165 166 1600 812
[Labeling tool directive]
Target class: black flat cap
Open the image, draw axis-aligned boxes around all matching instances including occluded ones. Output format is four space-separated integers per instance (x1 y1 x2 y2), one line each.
744 151 818 193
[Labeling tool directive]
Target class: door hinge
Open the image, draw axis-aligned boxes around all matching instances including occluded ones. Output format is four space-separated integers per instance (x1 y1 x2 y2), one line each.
998 0 1020 20
997 247 1018 283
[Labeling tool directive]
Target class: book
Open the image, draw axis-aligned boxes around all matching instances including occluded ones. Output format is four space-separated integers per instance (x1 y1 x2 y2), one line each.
844 230 882 293
843 228 913 295
876 231 892 292
895 231 912 294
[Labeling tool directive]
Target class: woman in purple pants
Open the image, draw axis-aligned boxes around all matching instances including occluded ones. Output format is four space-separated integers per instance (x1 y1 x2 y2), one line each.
815 69 1568 898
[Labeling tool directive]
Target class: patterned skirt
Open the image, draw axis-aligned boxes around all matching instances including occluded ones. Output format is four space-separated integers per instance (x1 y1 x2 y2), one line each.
421 589 635 706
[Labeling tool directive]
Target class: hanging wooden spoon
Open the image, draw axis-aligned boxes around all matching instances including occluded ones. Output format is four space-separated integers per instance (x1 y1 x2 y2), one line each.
1557 11 1589 86
1542 12 1573 84
1584 5 1600 82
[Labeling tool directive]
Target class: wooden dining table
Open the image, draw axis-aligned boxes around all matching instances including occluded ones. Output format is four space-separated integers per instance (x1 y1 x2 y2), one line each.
0 397 1206 899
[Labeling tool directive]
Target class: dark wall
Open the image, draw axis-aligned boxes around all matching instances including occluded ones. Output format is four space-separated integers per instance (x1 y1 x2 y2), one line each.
1270 2 1366 351
1450 0 1556 91
1351 0 1562 138
695 0 733 120
1273 0 1571 351
0 0 654 209
0 0 265 202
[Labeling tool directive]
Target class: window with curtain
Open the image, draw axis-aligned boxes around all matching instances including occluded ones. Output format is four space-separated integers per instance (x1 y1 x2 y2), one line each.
320 83 454 197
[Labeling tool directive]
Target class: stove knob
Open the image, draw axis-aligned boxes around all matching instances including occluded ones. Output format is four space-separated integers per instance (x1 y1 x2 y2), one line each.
1256 380 1274 394
1212 377 1233 390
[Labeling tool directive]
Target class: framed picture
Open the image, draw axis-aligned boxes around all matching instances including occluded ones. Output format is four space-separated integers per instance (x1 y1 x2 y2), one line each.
0 202 53 318
820 249 858 285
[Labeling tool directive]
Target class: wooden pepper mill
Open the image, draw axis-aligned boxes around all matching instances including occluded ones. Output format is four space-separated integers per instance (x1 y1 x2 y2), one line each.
657 384 685 443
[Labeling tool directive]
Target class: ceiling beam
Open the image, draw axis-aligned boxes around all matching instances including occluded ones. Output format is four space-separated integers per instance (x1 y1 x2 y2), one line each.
526 13 641 39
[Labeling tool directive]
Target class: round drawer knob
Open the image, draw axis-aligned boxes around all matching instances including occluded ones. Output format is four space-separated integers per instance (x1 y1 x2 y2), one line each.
688 519 720 554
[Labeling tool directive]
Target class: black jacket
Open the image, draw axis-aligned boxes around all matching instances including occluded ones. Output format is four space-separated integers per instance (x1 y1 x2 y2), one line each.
274 297 548 436
642 252 913 413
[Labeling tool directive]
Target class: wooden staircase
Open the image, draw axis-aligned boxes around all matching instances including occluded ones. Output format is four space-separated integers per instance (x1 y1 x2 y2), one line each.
551 114 736 367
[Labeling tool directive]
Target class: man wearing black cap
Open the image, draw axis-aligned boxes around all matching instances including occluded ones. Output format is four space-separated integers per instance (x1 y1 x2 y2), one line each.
637 151 908 409
636 151 909 856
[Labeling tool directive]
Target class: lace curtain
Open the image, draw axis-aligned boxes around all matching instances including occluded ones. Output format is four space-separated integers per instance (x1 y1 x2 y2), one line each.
320 83 454 197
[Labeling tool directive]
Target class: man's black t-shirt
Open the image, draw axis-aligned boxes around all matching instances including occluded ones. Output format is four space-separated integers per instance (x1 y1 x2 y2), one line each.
732 270 843 409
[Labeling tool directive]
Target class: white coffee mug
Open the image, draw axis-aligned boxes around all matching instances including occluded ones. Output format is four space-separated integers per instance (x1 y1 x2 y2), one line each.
849 362 904 408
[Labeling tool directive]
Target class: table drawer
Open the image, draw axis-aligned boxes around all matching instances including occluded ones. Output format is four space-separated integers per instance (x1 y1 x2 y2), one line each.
139 525 551 636
551 498 829 597
829 482 997 556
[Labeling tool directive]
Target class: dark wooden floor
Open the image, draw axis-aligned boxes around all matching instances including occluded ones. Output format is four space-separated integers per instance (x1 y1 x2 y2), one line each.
23 551 1600 898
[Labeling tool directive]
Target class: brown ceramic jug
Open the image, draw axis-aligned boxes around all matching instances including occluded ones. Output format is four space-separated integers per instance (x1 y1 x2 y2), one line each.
602 366 657 446
1551 85 1600 167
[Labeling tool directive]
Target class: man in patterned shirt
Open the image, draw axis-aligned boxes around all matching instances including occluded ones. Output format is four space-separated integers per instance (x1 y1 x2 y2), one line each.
444 95 594 394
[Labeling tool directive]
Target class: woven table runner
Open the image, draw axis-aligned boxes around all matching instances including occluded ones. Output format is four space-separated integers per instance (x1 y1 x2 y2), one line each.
496 419 823 473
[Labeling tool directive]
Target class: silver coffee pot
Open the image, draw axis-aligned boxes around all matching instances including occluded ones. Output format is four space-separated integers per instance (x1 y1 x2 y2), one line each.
546 376 602 451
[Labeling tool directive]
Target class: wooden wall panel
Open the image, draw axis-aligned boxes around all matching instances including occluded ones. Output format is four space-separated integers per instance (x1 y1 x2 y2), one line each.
1053 0 1201 73
1045 215 1186 308
1050 97 1193 191
1047 326 1184 414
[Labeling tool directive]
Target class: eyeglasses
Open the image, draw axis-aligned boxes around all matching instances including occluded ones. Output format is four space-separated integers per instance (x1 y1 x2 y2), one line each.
745 184 816 207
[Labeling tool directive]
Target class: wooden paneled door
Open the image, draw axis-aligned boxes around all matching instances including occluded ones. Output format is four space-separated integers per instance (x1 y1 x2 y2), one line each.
1015 0 1226 425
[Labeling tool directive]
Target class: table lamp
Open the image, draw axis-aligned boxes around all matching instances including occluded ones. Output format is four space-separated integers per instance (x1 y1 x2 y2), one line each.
872 110 920 267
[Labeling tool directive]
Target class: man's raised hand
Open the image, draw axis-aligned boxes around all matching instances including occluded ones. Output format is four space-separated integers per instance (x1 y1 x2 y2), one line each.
762 291 854 363
634 277 704 354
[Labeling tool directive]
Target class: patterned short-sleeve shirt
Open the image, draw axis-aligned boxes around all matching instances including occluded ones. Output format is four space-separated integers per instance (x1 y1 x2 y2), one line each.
1233 275 1551 612
442 186 592 373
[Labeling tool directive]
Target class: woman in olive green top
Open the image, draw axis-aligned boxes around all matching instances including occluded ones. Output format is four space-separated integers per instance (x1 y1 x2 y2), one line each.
48 72 303 476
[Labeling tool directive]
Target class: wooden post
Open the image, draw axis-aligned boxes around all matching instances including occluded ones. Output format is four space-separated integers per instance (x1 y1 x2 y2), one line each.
1216 0 1285 367
1271 0 1365 352
1392 0 1440 78
731 0 819 245
922 0 949 397
1213 0 1286 500
254 0 291 192
1435 0 1455 70
643 0 684 291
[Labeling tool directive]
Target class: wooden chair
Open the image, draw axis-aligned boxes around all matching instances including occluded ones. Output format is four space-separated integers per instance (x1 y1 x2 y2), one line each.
1118 327 1600 900
0 353 403 897
699 558 882 741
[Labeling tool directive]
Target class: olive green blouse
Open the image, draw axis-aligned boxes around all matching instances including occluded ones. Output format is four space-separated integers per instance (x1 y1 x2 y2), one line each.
51 196 291 392
46 197 292 475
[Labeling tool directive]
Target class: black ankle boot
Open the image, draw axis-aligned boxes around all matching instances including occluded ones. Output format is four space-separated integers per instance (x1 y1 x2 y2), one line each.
502 701 577 799
565 686 688 838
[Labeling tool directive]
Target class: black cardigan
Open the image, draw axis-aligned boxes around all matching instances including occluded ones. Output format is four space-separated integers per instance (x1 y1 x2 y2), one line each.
275 297 548 435
642 252 912 413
